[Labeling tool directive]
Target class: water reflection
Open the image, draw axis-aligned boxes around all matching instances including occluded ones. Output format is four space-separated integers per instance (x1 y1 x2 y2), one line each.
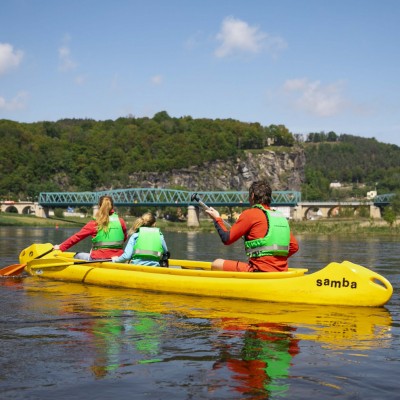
21 278 391 399
1 228 399 399
86 310 164 378
212 320 300 398
0 276 25 289
186 231 198 260
27 283 166 378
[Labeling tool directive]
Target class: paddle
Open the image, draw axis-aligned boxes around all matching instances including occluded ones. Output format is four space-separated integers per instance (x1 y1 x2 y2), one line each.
191 193 211 212
191 192 232 228
58 258 112 264
55 254 211 270
29 255 211 271
0 243 54 277
169 259 212 270
27 258 112 269
190 192 248 244
27 256 216 276
0 263 29 277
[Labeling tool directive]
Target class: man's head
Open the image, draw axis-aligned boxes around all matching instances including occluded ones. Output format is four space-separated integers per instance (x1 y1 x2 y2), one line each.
249 180 272 205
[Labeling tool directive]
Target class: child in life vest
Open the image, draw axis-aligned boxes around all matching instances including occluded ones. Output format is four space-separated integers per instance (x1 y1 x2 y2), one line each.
111 212 169 266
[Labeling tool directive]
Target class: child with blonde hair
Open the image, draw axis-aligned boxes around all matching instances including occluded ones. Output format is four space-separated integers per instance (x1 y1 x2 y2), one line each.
112 212 169 266
54 195 128 260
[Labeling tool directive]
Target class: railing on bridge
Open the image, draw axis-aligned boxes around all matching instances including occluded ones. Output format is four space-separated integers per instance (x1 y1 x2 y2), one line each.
38 189 302 208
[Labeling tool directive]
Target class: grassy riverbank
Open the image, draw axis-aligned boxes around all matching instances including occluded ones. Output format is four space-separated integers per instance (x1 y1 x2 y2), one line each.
290 218 400 236
1 212 399 235
0 213 214 232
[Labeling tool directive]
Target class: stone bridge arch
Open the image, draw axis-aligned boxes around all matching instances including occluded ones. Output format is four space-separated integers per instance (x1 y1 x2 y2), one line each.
1 202 38 215
293 202 381 221
302 205 340 220
3 205 19 213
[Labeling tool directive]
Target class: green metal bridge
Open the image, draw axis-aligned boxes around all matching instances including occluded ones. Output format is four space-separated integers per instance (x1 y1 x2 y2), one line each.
38 188 302 208
38 189 395 209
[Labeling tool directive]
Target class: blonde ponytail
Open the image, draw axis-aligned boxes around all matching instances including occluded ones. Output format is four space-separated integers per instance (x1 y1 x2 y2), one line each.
95 195 114 232
129 212 156 235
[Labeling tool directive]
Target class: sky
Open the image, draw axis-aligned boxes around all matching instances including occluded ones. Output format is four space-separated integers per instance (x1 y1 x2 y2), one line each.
1 0 400 145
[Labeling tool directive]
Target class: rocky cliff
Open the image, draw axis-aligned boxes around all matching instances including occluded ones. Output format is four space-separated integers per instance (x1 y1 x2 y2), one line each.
128 148 305 191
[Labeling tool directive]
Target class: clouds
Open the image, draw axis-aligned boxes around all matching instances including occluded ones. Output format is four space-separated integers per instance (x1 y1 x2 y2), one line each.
58 36 77 72
58 36 88 87
58 45 77 72
213 17 347 119
283 78 347 117
0 91 28 111
0 43 26 111
214 16 286 58
0 43 23 75
151 74 163 85
0 4 392 144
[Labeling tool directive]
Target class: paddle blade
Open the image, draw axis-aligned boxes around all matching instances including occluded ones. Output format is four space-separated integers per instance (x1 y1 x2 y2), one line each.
190 193 199 202
0 263 27 277
19 243 54 264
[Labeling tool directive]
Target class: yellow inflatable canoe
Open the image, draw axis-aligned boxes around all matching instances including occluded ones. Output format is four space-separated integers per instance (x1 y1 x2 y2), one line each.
20 243 393 307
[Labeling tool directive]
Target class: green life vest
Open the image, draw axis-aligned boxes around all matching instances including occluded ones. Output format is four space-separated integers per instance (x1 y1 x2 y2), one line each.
132 227 164 262
244 205 290 258
91 213 125 250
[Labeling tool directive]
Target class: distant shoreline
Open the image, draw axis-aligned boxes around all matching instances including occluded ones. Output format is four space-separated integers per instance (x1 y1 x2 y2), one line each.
1 212 399 236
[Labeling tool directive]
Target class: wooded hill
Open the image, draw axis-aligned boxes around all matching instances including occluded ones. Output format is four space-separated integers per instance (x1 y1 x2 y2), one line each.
302 134 400 200
1 112 399 201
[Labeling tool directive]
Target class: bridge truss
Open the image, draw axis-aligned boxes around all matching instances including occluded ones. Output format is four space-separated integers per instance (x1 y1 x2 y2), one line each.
38 188 302 208
374 193 396 206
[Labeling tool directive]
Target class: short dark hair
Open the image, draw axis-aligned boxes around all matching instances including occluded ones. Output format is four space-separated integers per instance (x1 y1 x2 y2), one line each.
249 180 272 205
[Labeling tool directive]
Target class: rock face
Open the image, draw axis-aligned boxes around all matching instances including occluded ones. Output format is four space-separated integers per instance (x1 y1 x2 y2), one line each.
128 148 305 191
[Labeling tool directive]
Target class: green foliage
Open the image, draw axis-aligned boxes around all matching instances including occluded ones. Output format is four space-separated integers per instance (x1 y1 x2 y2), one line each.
302 169 330 200
306 131 338 143
382 207 396 226
2 116 400 206
303 134 400 200
267 124 295 146
389 192 400 214
338 207 355 218
0 114 296 199
357 206 370 218
54 208 64 218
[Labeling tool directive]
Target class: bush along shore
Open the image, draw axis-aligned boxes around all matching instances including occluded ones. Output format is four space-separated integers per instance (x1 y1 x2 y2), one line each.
1 212 399 236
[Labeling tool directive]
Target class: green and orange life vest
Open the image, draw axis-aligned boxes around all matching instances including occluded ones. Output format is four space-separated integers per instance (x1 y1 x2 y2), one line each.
244 205 290 258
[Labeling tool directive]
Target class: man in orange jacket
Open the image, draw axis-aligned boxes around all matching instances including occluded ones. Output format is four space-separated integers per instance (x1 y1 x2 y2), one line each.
205 180 299 272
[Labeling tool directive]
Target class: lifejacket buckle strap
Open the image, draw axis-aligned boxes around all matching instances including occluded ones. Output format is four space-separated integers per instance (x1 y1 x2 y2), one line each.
247 244 289 252
246 244 290 258
134 249 163 257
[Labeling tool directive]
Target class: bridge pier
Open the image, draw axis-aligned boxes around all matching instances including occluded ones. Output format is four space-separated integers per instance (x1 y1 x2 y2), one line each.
187 205 200 227
370 205 381 219
35 205 50 218
292 205 303 221
93 205 99 217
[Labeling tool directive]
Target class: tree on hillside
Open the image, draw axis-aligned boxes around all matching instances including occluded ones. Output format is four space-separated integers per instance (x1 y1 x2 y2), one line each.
2 115 400 202
266 124 295 146
390 192 400 215
382 207 396 226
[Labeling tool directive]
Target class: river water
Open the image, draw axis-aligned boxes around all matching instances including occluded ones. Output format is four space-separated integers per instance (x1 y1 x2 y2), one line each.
0 226 399 399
